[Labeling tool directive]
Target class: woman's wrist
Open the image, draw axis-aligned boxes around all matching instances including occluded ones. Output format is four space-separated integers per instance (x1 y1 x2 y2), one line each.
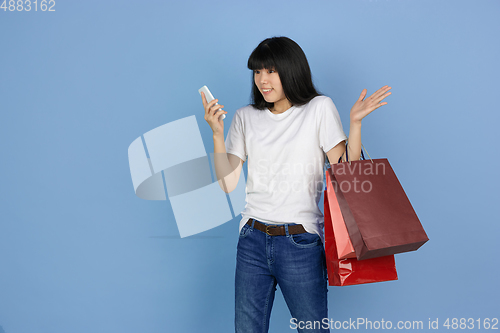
349 119 362 129
213 132 224 141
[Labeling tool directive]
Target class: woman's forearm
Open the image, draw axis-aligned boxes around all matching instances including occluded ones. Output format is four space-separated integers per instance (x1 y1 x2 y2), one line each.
347 120 362 161
213 134 242 193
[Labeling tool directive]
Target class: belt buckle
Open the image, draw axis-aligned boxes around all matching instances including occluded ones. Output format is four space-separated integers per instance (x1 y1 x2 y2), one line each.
265 225 277 236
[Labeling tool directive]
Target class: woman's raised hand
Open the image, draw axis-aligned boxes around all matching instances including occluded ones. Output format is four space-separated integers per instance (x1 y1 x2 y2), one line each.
201 92 228 137
350 86 392 124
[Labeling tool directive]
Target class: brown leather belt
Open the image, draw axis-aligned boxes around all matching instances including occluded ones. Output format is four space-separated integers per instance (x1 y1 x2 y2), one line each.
246 218 307 236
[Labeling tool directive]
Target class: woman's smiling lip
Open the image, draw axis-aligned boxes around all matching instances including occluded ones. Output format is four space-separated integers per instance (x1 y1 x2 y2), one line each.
261 88 273 94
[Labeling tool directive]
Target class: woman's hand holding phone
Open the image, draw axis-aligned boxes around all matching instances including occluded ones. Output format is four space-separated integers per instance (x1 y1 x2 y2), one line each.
201 91 227 138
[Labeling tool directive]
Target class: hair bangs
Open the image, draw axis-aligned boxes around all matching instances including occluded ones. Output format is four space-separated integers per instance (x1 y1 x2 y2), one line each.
247 45 277 71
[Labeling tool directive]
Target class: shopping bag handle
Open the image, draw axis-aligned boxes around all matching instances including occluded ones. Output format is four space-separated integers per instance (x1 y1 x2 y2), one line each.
338 143 373 164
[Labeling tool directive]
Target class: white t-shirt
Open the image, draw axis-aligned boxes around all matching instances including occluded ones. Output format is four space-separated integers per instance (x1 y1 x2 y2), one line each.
225 95 347 240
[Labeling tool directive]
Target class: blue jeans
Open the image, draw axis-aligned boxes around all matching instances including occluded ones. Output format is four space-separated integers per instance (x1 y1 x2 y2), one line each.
235 219 329 333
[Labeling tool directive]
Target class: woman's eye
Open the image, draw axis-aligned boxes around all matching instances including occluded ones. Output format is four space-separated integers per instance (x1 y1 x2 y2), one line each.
254 70 261 74
268 69 275 73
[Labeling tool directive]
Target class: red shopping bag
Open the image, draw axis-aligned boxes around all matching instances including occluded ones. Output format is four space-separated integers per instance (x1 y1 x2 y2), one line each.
325 170 356 259
328 158 428 261
324 190 398 286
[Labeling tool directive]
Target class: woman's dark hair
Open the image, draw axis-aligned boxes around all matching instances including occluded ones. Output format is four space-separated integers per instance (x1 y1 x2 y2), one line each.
247 36 320 110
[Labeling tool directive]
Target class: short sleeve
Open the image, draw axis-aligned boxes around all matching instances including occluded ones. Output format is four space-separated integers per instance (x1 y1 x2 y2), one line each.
225 109 247 162
318 97 347 153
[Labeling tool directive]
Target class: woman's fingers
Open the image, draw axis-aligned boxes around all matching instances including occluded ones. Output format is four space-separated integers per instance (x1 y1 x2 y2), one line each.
201 92 223 113
203 102 222 118
211 104 224 116
358 86 391 108
205 104 225 122
375 92 391 104
372 86 391 100
214 109 228 120
201 91 208 108
202 93 217 113
357 88 368 101
206 100 220 113
368 86 391 105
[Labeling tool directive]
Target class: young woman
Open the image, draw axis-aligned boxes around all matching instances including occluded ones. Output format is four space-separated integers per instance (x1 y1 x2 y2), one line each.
202 36 391 333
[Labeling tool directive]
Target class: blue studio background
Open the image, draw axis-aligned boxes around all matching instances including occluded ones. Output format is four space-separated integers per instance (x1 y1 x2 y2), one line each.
1 1 499 332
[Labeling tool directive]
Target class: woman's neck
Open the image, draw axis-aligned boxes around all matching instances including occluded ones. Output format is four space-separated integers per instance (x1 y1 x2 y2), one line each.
270 99 293 114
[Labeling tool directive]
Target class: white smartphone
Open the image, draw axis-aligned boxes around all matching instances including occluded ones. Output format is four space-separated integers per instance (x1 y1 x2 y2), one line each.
199 85 225 120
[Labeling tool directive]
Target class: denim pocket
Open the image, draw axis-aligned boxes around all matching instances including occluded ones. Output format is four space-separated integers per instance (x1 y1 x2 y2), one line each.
239 223 252 238
288 232 321 248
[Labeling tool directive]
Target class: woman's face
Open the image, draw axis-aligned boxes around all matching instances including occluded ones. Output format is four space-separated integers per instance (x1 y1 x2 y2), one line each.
253 68 288 108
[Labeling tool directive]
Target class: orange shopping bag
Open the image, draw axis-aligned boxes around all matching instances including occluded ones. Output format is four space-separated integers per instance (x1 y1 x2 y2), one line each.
325 169 356 259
